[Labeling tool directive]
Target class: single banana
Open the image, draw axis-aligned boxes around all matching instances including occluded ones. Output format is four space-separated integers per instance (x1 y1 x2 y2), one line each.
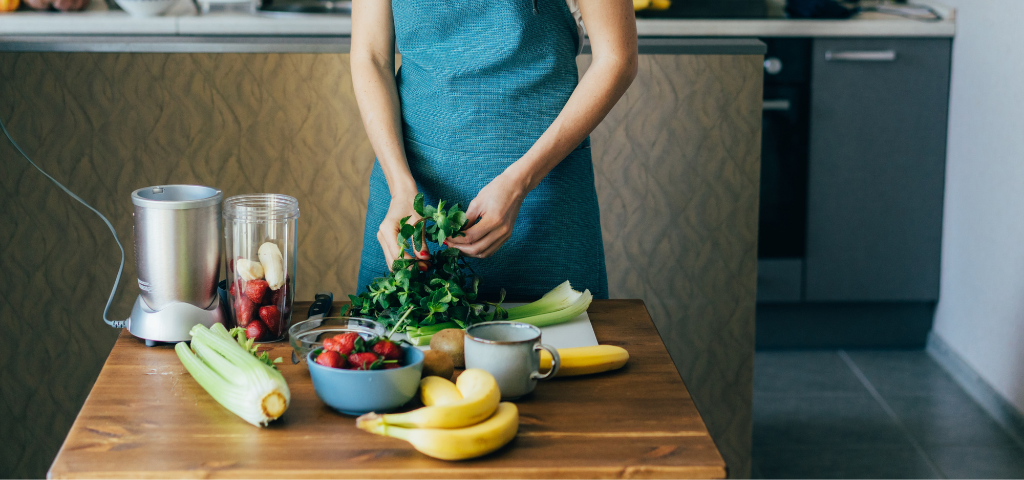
235 258 264 282
633 0 651 10
357 368 499 429
359 402 519 461
420 376 463 406
649 0 670 10
258 242 285 290
539 345 629 377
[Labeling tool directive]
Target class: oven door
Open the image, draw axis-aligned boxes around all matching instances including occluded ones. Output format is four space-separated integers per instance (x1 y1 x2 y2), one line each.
758 84 809 302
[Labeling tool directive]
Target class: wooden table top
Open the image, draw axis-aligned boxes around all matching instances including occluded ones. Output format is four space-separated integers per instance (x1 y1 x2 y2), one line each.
49 299 726 479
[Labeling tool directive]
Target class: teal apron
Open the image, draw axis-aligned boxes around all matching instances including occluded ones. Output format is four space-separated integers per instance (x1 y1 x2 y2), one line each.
358 0 608 301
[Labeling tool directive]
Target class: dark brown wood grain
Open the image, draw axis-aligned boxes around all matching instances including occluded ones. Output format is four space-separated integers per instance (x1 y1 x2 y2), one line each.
48 300 726 479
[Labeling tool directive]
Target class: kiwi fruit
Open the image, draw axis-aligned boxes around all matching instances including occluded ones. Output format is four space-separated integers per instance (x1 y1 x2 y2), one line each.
421 349 455 380
430 329 466 368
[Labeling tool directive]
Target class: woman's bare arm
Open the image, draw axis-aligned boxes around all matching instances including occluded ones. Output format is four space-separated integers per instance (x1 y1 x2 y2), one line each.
448 0 638 258
351 0 424 268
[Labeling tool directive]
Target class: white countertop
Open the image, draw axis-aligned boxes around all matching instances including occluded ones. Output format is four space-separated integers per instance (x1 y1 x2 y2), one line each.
0 0 955 38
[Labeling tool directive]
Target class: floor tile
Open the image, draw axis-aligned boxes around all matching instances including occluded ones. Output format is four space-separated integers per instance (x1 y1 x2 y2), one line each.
753 392 911 448
753 445 941 479
886 393 1019 447
755 351 867 395
843 350 966 397
926 444 1024 479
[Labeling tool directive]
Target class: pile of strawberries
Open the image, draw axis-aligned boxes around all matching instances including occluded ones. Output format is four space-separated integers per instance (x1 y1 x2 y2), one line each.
314 332 404 370
230 276 290 341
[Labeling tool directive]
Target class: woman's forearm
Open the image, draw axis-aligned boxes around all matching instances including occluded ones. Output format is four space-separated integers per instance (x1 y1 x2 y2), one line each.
503 0 638 195
504 55 637 194
351 53 417 200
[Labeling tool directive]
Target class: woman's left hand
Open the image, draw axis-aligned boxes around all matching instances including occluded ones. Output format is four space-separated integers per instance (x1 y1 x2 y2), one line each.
445 173 527 258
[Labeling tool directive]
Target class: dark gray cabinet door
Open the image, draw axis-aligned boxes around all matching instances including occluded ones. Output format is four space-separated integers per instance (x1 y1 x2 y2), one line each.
805 38 951 301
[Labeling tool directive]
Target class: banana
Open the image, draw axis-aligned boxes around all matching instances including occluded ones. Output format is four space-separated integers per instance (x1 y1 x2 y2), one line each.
359 402 519 461
420 376 463 406
357 368 499 429
649 0 671 10
258 242 285 290
539 345 629 377
235 258 264 282
633 0 651 10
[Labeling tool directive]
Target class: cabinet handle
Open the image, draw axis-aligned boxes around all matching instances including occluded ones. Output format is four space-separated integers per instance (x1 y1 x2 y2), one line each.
824 50 897 62
762 99 792 111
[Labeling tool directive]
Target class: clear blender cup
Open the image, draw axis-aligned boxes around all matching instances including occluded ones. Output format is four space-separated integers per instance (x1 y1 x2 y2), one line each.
223 194 299 342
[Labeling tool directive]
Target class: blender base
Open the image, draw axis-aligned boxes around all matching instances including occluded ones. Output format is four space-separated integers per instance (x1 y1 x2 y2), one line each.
127 296 226 344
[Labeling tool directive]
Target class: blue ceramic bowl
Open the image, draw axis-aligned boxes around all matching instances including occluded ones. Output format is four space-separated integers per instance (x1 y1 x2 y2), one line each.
307 345 424 415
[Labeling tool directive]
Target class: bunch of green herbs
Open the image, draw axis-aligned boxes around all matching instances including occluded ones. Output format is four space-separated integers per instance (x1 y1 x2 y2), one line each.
347 194 507 342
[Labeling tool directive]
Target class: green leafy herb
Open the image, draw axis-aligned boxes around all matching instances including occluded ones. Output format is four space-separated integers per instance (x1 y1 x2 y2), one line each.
347 194 507 331
348 195 595 336
229 327 283 369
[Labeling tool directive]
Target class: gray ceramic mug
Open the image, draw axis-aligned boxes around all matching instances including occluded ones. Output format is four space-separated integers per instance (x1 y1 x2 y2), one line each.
464 321 561 399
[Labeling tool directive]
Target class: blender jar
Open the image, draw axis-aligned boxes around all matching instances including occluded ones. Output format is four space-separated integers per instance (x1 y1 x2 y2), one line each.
223 194 299 342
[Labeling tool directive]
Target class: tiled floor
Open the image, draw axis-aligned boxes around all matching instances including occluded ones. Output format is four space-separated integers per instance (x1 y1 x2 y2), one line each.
752 350 1024 479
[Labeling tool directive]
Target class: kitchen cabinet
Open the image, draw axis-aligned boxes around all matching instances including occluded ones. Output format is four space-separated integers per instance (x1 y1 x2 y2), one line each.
804 38 951 302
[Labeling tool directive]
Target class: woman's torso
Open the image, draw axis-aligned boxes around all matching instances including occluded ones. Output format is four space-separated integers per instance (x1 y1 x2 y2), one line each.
392 0 583 156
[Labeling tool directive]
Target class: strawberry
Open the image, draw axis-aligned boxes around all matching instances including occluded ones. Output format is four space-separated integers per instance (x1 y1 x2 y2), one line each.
316 350 346 369
246 279 269 304
383 362 402 369
348 352 381 370
270 276 290 307
322 336 338 352
259 305 282 335
246 319 268 341
234 295 256 327
372 340 402 361
333 332 361 356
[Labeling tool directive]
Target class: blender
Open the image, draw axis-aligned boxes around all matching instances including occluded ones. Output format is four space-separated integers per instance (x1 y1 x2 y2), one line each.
126 185 226 345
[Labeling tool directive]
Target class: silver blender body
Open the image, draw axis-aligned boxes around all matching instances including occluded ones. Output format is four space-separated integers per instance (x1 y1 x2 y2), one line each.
127 185 226 343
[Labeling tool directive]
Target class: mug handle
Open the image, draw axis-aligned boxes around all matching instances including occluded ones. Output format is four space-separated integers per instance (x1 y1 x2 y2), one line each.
532 343 560 380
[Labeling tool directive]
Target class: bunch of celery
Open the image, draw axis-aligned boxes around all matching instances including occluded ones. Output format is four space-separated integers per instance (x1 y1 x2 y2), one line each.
175 323 290 427
405 281 593 346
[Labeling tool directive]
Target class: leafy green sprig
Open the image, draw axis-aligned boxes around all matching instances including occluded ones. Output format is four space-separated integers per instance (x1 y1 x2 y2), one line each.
228 327 283 370
347 194 507 331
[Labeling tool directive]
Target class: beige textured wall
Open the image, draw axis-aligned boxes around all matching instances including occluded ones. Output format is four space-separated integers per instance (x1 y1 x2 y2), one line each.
0 52 759 478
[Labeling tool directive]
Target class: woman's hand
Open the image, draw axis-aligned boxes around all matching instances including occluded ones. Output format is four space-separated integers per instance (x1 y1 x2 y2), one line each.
378 194 430 270
446 174 527 258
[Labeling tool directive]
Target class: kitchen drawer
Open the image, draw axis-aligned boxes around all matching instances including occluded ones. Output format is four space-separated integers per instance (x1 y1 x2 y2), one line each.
805 38 951 302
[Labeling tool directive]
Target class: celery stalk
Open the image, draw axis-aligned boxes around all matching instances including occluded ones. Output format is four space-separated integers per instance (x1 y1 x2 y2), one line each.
505 281 583 321
175 323 290 427
510 289 593 328
409 334 434 346
413 322 460 336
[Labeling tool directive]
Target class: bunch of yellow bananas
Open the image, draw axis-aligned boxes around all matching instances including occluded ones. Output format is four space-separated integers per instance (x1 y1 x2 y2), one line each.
356 369 517 460
634 0 670 11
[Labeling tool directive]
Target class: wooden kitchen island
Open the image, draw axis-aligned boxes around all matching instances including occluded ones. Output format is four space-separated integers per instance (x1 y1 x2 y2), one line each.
4 36 760 477
48 300 726 479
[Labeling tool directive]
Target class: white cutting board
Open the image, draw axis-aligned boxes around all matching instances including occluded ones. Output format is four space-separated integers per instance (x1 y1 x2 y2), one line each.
395 305 598 350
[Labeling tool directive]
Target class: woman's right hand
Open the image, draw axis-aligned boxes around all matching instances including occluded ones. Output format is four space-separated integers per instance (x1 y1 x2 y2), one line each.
377 194 430 270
